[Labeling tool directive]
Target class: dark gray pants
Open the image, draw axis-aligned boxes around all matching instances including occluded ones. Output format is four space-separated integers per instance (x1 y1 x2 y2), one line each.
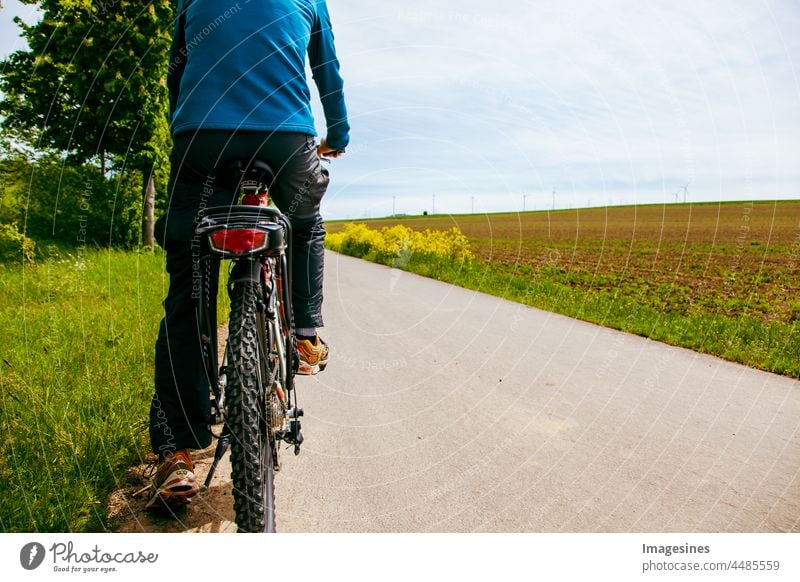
150 130 329 455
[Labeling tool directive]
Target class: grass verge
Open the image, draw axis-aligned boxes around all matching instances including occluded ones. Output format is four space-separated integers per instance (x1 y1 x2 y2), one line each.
0 245 229 532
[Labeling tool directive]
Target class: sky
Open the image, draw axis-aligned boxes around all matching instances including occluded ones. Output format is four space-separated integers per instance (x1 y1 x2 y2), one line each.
2 0 799 219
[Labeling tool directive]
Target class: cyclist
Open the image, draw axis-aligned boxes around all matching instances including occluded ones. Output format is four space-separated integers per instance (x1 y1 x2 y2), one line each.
146 0 349 509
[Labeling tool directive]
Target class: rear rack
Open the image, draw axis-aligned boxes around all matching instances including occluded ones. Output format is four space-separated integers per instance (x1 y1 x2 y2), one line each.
197 205 287 257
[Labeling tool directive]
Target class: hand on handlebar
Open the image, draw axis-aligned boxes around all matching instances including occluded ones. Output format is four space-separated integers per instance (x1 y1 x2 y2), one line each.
316 138 345 159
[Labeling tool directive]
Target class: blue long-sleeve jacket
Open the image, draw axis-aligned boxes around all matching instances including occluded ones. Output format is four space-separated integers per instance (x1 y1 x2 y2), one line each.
168 0 350 151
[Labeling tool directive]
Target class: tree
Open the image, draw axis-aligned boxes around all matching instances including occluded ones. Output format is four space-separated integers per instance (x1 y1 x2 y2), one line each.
1 147 146 248
0 0 174 249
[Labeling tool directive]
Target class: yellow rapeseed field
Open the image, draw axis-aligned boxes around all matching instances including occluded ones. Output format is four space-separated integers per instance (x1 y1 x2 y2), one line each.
326 223 473 266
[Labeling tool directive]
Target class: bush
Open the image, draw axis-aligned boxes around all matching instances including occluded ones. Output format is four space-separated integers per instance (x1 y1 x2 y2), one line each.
1 153 148 249
326 222 473 266
0 222 35 263
334 223 384 258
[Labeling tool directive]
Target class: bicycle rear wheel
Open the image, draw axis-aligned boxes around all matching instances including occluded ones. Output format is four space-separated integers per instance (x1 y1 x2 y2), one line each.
226 279 276 533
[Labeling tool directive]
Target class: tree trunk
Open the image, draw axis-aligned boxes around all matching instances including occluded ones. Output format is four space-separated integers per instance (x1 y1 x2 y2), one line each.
142 166 155 251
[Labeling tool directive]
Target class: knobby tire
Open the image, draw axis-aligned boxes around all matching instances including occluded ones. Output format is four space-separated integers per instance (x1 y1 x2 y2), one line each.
226 280 276 533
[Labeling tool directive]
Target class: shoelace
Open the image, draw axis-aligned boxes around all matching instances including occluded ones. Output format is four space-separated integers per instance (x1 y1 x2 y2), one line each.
142 458 160 481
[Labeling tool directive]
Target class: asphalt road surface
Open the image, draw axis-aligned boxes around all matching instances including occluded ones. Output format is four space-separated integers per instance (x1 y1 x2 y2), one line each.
118 251 800 532
279 251 800 532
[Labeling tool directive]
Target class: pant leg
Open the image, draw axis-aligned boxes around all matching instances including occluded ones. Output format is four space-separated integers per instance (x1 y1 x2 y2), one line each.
150 242 211 455
287 213 326 329
150 134 235 455
253 134 330 330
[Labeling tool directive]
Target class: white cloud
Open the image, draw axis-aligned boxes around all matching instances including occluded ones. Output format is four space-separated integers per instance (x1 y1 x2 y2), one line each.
320 0 800 218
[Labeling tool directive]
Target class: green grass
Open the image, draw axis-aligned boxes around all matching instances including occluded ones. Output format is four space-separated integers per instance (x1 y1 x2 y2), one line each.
0 245 229 532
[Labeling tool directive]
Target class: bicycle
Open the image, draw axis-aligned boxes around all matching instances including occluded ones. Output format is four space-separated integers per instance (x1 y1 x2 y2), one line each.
194 158 303 533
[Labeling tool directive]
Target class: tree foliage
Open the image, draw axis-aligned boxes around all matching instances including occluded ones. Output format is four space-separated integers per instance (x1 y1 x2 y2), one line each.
1 0 173 168
0 149 145 249
0 0 174 248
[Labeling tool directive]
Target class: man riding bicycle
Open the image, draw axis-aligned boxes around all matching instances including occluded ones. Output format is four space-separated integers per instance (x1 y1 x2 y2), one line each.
147 0 349 509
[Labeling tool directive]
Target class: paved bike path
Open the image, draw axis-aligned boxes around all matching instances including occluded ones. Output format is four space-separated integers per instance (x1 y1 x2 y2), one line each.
273 251 800 532
113 251 800 532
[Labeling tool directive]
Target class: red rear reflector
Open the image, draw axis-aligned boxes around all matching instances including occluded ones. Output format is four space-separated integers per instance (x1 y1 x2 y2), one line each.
210 229 267 253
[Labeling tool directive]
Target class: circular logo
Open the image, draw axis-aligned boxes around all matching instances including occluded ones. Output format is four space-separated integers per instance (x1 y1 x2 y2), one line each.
20 542 46 570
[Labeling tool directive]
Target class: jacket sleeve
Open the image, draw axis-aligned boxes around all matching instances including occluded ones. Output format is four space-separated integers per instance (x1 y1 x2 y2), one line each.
308 0 350 150
167 0 188 123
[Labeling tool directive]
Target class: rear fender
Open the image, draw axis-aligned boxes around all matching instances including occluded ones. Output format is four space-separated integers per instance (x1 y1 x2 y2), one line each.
229 258 263 286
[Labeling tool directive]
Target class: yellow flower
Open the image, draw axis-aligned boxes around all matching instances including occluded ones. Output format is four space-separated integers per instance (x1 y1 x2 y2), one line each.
325 222 472 264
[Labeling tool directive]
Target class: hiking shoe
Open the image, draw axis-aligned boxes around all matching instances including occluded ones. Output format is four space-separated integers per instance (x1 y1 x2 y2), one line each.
296 336 329 375
145 449 199 510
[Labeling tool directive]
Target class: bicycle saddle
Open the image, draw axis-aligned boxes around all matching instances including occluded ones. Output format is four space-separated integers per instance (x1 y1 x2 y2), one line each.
222 158 276 192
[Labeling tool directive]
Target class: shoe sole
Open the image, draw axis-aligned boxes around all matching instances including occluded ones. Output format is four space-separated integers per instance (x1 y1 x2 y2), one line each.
145 491 194 511
145 473 199 510
145 485 198 510
297 359 328 375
